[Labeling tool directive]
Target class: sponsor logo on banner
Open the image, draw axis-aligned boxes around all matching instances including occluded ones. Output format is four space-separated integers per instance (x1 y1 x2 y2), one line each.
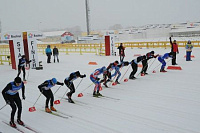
28 33 33 38
1 32 22 40
4 34 10 39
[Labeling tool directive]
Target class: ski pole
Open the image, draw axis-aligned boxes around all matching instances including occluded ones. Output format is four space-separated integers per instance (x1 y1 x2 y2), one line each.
147 58 156 71
28 93 42 112
75 78 83 90
119 65 131 82
53 86 62 95
0 104 7 111
77 83 93 97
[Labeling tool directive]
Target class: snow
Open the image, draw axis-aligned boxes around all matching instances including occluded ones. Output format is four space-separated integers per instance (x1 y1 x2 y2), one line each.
0 47 200 133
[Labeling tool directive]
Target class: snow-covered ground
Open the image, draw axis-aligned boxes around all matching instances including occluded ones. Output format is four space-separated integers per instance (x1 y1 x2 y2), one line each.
0 47 200 133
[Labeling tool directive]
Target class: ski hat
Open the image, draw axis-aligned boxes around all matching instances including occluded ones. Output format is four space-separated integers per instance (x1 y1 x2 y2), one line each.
14 77 22 83
102 66 107 72
150 51 154 54
51 78 57 84
188 40 191 44
21 55 26 58
114 60 119 66
75 71 81 76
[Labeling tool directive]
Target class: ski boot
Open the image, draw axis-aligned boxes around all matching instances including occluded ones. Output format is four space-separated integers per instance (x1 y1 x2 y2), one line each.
68 98 75 103
103 83 108 88
17 119 24 125
93 91 98 97
97 93 102 96
50 106 57 111
10 121 16 128
45 107 52 113
115 80 120 84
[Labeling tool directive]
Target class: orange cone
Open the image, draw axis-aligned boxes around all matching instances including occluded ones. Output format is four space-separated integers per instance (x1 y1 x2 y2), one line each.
141 73 145 76
124 78 128 82
54 100 60 104
112 82 117 86
78 93 83 97
152 70 156 73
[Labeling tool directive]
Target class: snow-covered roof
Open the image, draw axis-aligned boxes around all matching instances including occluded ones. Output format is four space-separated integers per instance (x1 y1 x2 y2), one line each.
43 30 66 37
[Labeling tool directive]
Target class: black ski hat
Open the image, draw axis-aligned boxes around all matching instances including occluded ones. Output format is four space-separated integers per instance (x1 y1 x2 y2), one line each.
169 52 173 56
21 55 25 58
150 51 154 54
75 71 81 76
114 60 119 64
14 77 22 83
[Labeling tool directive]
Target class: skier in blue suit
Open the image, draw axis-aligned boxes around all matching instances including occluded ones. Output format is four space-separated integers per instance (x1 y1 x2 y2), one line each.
158 52 173 72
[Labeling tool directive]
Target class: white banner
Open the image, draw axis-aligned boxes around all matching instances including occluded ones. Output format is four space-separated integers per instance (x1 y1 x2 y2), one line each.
13 39 25 67
109 35 116 56
27 31 40 69
1 32 22 40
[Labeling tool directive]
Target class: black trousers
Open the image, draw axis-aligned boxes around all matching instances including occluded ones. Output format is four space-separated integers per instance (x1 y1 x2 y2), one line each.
47 53 51 63
7 93 22 122
141 60 148 73
42 89 54 108
64 80 75 98
120 55 124 63
172 52 177 65
129 62 138 78
17 66 25 80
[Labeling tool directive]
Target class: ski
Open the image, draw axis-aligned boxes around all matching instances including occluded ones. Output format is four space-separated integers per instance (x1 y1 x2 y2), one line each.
2 121 25 133
99 95 120 100
16 122 39 133
87 93 120 100
41 110 69 119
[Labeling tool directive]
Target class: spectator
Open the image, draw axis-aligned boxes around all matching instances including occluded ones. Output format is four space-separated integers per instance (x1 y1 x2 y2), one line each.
169 37 179 65
185 40 193 61
45 45 52 63
53 46 59 63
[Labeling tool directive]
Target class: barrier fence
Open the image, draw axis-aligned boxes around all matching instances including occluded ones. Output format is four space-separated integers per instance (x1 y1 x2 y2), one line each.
0 40 200 64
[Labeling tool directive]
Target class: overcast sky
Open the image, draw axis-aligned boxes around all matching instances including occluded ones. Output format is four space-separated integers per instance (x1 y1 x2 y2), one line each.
0 0 200 32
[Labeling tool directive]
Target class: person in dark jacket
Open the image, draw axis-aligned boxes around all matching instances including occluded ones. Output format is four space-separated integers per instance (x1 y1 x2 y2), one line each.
2 77 25 127
17 55 31 81
45 45 52 63
38 78 64 113
117 43 125 63
170 37 179 65
64 71 86 103
129 56 145 79
53 46 59 63
141 51 159 75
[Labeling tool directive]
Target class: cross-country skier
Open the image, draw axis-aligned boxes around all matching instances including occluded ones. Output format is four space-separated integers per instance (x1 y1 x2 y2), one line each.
90 66 107 97
2 77 26 127
17 55 31 81
129 55 146 79
64 71 86 103
38 78 64 113
158 52 173 72
141 51 159 75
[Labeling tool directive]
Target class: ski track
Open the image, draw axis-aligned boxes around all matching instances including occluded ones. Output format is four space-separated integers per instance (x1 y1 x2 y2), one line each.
0 47 200 133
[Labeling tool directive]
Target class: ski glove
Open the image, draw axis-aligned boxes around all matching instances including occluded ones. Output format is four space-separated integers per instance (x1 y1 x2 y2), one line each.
96 77 100 81
61 83 64 86
22 95 26 100
80 74 86 78
39 88 44 93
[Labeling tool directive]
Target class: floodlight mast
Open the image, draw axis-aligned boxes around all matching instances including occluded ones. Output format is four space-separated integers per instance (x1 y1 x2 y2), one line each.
85 0 90 35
